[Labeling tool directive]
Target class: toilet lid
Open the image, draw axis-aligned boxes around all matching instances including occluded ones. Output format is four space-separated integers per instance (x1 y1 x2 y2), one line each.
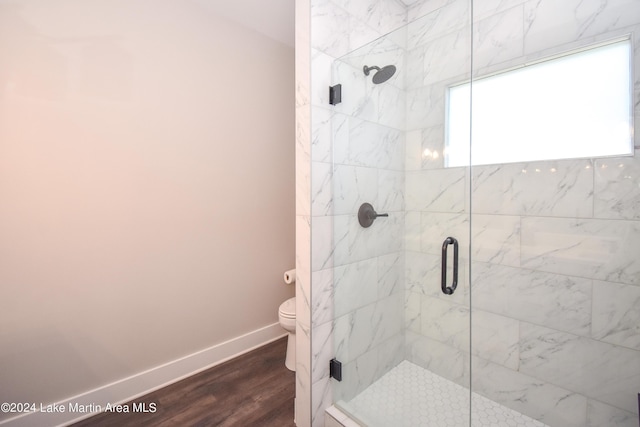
279 297 296 318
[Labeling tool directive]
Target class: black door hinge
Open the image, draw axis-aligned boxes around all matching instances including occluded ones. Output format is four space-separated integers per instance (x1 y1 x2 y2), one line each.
330 358 342 381
329 84 342 105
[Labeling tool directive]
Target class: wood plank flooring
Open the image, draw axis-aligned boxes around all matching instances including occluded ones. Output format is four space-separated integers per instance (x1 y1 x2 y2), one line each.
71 337 296 427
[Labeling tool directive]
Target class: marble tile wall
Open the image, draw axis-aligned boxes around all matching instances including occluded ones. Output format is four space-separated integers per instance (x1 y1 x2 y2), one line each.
295 1 312 426
405 0 640 426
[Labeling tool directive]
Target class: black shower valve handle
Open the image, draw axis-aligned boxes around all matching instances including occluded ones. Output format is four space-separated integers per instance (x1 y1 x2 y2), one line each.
358 203 388 228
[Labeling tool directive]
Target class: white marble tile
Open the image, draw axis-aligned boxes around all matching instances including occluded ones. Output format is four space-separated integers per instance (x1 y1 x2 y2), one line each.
405 290 422 333
594 154 640 220
368 0 408 36
473 0 527 21
312 319 334 384
333 304 376 363
471 309 520 370
374 211 404 256
333 259 378 318
407 0 470 49
376 333 405 379
403 123 439 172
521 216 640 286
519 323 640 414
297 215 312 305
404 130 422 171
312 215 334 271
405 45 426 90
332 164 377 215
377 252 404 298
420 295 470 351
312 376 333 427
341 0 407 37
333 214 377 266
473 5 524 70
311 106 333 163
297 274 312 331
586 399 639 427
376 83 405 130
312 161 333 216
312 268 334 327
419 211 468 255
472 262 592 336
296 105 312 217
404 250 440 294
331 113 349 167
523 0 640 56
406 168 466 212
404 212 421 252
372 293 404 347
377 169 404 213
345 119 403 170
347 16 385 56
472 159 594 217
407 0 454 23
312 49 335 107
406 83 446 130
311 0 351 57
592 280 640 351
471 214 520 267
472 357 588 427
378 127 405 171
419 125 445 169
421 28 472 86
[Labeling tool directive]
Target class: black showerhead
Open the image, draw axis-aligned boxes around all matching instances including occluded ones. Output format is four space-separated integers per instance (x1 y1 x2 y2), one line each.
363 64 396 84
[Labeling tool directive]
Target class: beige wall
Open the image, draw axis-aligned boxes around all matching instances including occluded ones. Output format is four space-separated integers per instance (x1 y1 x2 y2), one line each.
0 0 294 412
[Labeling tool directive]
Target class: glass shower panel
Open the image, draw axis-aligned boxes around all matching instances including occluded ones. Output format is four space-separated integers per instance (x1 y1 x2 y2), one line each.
469 1 640 426
328 6 473 425
328 27 409 425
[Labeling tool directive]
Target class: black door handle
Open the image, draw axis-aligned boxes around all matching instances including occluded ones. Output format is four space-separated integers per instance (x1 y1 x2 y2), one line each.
441 237 459 295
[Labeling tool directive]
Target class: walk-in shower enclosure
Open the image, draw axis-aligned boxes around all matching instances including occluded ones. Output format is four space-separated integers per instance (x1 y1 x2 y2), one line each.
306 0 640 426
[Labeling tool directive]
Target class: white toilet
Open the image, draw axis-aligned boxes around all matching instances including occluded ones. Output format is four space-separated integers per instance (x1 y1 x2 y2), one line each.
278 297 296 371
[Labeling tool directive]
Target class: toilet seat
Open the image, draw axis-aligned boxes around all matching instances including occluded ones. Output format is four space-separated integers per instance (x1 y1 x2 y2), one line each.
279 297 296 318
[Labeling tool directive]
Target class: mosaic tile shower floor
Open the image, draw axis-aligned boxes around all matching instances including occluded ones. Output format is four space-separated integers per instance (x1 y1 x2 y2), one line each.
337 361 549 427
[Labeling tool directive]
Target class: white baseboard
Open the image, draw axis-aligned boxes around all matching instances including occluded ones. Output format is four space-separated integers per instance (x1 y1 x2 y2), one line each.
1 323 286 427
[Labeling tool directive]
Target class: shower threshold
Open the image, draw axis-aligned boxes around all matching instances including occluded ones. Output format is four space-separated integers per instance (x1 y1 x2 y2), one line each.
335 360 549 427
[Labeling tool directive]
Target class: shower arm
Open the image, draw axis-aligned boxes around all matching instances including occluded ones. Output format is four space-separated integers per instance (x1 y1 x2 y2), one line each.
363 65 381 75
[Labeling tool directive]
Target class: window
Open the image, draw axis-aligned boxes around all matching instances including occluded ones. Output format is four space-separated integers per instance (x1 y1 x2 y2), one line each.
446 39 633 167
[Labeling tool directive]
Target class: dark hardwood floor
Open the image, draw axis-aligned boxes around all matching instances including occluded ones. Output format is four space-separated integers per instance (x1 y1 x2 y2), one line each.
71 337 296 427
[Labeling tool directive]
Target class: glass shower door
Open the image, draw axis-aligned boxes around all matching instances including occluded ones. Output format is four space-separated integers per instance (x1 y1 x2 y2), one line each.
468 1 640 426
327 6 473 426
